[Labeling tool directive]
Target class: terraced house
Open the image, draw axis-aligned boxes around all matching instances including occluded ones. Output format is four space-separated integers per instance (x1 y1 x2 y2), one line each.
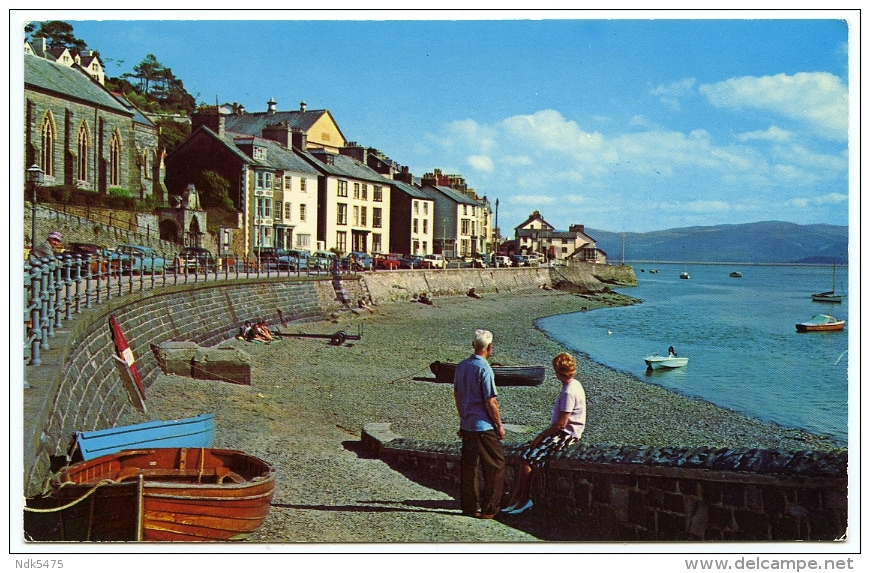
23 43 161 200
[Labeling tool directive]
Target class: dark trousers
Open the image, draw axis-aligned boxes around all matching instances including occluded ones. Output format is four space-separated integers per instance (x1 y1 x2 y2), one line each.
460 429 505 516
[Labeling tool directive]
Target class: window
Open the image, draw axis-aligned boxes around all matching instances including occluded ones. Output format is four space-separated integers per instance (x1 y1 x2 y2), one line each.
275 201 283 219
285 203 292 220
300 178 306 192
109 131 121 186
297 234 311 248
413 240 420 254
256 171 273 190
336 231 347 253
463 205 468 215
422 241 428 253
142 150 151 179
372 234 382 253
414 201 419 214
353 182 360 199
262 226 273 247
373 185 382 202
360 206 367 227
257 197 272 218
253 146 266 160
423 202 428 215
353 205 360 226
285 176 292 190
461 219 471 235
361 184 368 200
373 207 382 228
413 219 419 234
337 180 348 197
423 219 428 234
337 203 347 225
299 204 306 222
77 124 88 181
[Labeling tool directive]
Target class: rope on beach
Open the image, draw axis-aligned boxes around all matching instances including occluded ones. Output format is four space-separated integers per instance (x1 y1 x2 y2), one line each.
388 365 434 384
25 479 119 513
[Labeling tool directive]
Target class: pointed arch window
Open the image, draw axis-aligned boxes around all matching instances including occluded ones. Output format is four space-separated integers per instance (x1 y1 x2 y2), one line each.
40 115 55 177
77 124 89 181
109 131 122 186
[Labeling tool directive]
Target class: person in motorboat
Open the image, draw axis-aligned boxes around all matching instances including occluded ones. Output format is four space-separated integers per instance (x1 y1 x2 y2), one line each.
668 346 677 357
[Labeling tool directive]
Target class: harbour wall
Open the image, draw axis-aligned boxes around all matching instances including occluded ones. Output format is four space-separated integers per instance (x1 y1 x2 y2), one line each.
362 424 848 542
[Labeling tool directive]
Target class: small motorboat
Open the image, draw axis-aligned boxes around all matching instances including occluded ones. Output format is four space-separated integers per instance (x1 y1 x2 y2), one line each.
730 271 743 278
649 269 659 274
679 271 690 280
50 447 275 541
429 361 546 386
796 314 845 332
644 352 688 370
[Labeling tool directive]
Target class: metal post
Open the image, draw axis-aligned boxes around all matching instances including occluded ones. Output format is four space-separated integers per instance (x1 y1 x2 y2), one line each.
28 260 42 366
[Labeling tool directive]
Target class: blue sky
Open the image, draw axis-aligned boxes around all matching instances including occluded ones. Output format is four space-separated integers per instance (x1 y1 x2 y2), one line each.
21 11 853 233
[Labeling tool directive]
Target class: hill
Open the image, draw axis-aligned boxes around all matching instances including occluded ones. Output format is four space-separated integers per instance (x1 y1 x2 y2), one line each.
587 221 849 264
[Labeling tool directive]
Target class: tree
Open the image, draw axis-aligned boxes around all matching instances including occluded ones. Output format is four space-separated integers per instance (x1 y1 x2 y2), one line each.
28 20 88 52
199 171 236 211
155 120 191 155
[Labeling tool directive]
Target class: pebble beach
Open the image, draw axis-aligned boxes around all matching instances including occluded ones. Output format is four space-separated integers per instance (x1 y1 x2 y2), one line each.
132 288 841 543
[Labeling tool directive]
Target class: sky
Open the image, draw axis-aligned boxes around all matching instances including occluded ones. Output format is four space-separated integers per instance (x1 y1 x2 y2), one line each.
17 10 854 234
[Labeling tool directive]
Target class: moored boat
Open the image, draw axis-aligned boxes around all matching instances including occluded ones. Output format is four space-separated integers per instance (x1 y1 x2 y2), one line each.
429 361 546 386
812 262 845 303
51 447 275 541
643 353 689 370
679 272 690 279
72 413 216 461
730 271 743 278
795 314 845 332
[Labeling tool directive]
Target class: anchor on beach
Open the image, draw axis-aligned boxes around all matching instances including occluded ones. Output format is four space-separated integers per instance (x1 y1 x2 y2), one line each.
276 309 363 346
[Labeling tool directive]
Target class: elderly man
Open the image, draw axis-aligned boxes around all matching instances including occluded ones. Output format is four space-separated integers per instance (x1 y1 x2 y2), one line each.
30 231 62 261
453 328 505 519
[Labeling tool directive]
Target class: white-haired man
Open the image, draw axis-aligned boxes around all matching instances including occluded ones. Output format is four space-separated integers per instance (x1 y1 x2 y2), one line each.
453 328 505 518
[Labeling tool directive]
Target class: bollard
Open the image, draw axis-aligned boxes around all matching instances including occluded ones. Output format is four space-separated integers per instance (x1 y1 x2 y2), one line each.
62 254 72 321
51 256 63 330
73 254 83 314
28 260 43 365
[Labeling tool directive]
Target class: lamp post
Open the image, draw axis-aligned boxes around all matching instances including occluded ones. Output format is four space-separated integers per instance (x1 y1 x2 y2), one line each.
26 164 44 252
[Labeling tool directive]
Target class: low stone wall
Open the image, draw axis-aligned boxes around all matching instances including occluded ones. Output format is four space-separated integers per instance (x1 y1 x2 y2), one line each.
362 424 847 541
23 278 340 495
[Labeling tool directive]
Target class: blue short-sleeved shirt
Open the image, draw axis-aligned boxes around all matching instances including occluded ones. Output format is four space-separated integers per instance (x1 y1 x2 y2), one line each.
453 354 498 432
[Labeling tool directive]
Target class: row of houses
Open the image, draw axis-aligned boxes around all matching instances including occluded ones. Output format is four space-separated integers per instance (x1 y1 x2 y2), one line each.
23 41 605 262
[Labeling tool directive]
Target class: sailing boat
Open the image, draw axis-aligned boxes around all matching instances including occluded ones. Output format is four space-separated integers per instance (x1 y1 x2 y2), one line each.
812 262 845 303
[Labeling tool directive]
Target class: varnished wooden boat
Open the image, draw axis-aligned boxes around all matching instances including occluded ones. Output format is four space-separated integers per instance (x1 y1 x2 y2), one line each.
429 360 546 386
50 447 275 541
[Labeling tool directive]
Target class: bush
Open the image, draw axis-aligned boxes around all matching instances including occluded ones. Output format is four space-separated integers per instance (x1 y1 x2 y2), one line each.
108 187 131 198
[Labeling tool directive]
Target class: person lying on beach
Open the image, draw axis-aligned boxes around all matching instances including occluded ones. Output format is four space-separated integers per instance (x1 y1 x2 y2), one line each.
419 293 433 305
249 320 273 343
503 352 586 516
467 288 483 299
240 321 255 341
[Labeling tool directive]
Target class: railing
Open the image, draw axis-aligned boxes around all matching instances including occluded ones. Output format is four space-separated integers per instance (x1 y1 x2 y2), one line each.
21 251 360 389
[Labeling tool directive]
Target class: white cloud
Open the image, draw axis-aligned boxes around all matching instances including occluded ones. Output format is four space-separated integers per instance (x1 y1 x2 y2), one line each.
737 126 792 142
512 194 557 205
468 155 494 172
699 72 848 140
650 78 697 111
786 193 848 208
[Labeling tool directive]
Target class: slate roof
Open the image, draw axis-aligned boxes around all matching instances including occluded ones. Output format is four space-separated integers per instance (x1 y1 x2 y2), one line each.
517 228 578 240
515 212 555 231
426 184 479 206
225 109 347 144
236 136 320 175
112 93 156 127
392 180 436 201
301 149 393 184
25 54 130 115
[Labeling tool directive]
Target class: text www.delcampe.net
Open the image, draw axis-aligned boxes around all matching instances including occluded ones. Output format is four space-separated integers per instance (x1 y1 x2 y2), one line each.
685 557 855 571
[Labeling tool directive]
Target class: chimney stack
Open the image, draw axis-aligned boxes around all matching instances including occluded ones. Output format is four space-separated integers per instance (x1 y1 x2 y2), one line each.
191 106 225 138
339 142 367 164
291 128 307 151
394 166 414 185
263 121 292 147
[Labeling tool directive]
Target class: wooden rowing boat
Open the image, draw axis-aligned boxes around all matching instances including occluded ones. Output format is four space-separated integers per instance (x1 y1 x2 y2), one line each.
72 413 216 461
429 361 546 386
51 448 275 541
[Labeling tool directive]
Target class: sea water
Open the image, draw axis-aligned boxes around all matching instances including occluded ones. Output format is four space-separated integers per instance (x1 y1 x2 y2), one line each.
537 263 849 445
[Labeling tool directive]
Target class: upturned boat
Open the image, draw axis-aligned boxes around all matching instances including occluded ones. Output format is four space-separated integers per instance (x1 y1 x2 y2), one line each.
795 314 845 332
50 447 275 541
429 361 546 386
71 413 216 461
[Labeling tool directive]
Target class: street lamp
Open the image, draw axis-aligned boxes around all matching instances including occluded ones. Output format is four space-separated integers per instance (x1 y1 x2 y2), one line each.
26 164 44 252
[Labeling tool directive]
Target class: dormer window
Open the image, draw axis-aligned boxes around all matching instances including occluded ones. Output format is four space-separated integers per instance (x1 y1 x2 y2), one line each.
253 146 266 160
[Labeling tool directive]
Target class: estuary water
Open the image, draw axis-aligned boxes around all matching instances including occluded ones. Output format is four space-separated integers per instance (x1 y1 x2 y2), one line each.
537 263 850 444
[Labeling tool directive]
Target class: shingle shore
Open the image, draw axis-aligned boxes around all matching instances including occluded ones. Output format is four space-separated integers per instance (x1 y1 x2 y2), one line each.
131 289 840 542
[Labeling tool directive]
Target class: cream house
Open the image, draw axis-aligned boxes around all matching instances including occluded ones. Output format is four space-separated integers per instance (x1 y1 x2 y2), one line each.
515 210 607 263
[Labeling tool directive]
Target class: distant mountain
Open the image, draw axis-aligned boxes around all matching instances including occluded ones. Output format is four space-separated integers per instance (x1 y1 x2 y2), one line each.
587 221 849 264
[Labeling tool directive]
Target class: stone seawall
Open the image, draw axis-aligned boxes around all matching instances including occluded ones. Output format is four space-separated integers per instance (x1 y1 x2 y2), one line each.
362 424 848 542
23 278 341 495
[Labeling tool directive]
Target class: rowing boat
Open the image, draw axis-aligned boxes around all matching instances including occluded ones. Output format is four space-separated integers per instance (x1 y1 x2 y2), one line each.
50 447 275 541
71 413 216 461
429 361 546 386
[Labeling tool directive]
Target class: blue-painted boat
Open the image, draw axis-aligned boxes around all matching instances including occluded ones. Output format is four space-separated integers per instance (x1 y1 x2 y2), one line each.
73 413 216 461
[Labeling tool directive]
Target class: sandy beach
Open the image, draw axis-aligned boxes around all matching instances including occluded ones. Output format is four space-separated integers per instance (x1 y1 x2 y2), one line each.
132 288 840 542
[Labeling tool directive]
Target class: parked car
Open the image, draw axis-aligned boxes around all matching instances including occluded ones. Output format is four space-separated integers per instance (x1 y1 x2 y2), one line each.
178 247 216 272
350 251 374 271
511 254 531 267
280 249 311 271
254 247 283 271
311 250 338 271
493 255 512 267
399 254 431 269
374 253 401 270
116 244 167 273
423 254 447 269
66 242 117 277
